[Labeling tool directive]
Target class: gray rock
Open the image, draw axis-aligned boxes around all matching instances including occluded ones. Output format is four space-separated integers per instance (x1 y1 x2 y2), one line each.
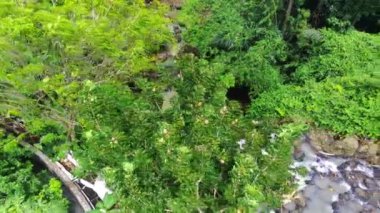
283 201 296 211
364 178 378 189
355 141 379 164
331 182 350 194
368 191 380 208
369 156 380 165
339 200 363 213
354 188 369 201
304 185 318 198
374 167 380 178
308 130 334 152
340 137 359 156
368 143 379 156
314 176 330 189
289 131 379 213
294 194 306 207
339 192 353 201
318 189 336 202
308 131 359 156
322 137 359 156
303 198 333 213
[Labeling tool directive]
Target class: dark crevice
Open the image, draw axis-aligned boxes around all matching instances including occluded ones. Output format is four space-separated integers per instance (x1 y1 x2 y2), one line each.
302 0 380 33
303 0 328 29
127 82 142 93
354 15 380 33
226 85 251 107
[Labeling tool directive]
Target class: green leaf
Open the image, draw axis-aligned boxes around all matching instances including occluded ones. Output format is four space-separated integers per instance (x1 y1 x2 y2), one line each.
103 194 117 210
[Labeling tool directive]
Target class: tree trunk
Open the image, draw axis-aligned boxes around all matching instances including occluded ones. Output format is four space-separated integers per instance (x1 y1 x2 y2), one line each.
282 0 294 33
19 141 93 212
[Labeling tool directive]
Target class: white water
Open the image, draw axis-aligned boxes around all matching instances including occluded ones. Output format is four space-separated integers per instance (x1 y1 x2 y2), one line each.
286 136 380 213
58 152 113 200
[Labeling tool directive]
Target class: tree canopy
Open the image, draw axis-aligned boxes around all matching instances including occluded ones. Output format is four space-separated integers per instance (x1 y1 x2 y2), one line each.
0 0 378 212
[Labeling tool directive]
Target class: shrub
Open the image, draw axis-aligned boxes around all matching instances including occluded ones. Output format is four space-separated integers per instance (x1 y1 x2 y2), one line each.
250 75 380 137
0 136 68 212
294 29 380 82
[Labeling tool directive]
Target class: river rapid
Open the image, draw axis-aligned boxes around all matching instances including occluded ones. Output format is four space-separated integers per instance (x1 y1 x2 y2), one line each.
283 132 380 213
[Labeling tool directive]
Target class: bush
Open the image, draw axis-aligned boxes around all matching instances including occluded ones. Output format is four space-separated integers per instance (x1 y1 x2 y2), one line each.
231 35 287 96
0 136 68 212
1 0 379 211
294 29 380 82
179 0 281 55
250 75 380 137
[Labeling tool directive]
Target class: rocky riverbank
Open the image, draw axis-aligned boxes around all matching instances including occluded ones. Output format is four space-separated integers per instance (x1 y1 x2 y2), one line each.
306 129 379 165
283 130 380 213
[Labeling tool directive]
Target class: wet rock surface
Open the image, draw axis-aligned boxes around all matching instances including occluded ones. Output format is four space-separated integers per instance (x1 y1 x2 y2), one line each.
308 129 379 163
285 132 380 213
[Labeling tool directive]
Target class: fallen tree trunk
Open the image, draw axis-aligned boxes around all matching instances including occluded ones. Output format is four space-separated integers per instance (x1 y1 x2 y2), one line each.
19 141 93 212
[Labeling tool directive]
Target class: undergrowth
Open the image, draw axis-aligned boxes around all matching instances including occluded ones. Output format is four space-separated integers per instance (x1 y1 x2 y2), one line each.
0 0 378 211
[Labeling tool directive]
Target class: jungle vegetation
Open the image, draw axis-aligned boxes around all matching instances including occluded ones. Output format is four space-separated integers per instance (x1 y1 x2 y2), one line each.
0 0 379 212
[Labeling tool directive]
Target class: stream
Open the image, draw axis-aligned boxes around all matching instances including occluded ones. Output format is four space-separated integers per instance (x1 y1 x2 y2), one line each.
284 133 380 213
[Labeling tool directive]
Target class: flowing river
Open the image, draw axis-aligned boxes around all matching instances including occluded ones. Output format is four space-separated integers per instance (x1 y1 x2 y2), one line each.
283 133 380 213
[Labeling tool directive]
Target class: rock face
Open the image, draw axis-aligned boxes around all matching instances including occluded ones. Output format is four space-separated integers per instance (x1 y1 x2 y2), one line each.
308 130 358 156
367 143 380 164
307 129 379 164
308 129 334 152
320 136 358 156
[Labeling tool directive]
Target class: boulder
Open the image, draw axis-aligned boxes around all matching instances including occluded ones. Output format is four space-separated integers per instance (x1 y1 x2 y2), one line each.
356 144 369 157
368 156 380 165
294 193 306 207
309 129 378 160
368 143 379 156
293 138 305 160
283 201 296 211
355 141 379 165
327 137 358 156
308 129 334 152
310 132 359 156
329 136 359 156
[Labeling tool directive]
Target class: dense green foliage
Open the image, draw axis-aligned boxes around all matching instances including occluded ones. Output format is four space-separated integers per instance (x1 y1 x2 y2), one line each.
293 29 379 82
0 135 68 212
178 0 287 96
251 76 380 137
0 0 379 211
